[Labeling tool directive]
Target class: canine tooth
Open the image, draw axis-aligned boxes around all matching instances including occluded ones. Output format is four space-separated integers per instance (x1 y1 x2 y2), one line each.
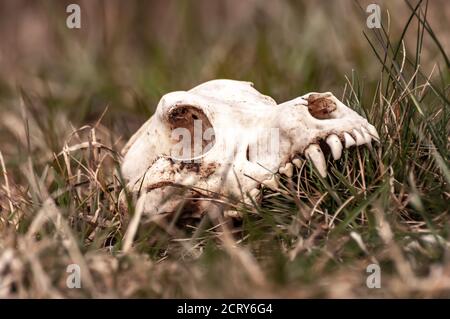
360 127 372 144
326 134 343 160
292 158 302 168
343 132 356 148
305 144 327 177
279 163 294 177
263 176 279 190
367 125 380 142
352 129 365 146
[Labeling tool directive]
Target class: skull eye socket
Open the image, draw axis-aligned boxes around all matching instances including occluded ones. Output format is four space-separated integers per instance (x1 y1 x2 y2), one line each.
167 105 216 160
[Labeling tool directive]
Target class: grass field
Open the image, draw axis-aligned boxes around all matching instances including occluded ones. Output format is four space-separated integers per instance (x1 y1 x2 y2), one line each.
0 0 449 298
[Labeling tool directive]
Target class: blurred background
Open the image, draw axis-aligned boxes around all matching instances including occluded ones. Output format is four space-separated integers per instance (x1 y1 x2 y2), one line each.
0 0 449 298
0 1 448 151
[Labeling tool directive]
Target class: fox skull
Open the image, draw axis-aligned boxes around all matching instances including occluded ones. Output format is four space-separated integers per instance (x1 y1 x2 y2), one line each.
120 79 378 218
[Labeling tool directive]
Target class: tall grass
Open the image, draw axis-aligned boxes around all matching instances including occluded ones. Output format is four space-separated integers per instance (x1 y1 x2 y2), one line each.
0 0 449 297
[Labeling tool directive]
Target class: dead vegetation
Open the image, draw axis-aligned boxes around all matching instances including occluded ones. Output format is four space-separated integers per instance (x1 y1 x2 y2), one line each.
0 0 449 298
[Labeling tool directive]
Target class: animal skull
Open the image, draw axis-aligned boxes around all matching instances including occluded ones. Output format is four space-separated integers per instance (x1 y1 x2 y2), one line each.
120 79 378 218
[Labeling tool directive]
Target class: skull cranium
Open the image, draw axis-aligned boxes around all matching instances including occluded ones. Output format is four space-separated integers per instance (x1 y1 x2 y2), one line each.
120 79 378 218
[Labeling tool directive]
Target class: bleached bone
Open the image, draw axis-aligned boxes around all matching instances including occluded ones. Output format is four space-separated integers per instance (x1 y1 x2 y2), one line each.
119 79 378 217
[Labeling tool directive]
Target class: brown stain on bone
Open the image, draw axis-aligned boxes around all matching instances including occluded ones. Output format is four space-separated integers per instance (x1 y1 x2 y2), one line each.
142 177 211 219
307 93 337 119
167 104 216 157
178 161 218 178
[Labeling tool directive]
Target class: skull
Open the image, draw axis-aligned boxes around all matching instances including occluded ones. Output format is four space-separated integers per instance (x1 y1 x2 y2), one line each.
120 79 378 218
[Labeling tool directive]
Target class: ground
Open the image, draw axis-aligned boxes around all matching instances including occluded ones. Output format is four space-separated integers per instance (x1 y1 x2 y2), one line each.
0 0 449 298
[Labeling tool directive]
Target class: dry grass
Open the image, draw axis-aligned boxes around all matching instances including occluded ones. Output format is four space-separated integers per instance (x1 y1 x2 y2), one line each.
0 0 449 298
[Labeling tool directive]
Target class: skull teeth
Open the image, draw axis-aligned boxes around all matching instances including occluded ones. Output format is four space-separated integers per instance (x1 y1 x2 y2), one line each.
292 158 302 168
275 126 377 185
360 127 372 144
224 210 243 218
352 129 365 146
305 144 327 178
262 175 279 191
367 125 380 142
326 134 343 160
343 132 356 148
279 163 294 177
286 127 375 179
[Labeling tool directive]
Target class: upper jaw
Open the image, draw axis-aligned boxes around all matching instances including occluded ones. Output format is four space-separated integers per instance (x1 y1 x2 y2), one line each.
276 94 380 178
280 124 379 179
